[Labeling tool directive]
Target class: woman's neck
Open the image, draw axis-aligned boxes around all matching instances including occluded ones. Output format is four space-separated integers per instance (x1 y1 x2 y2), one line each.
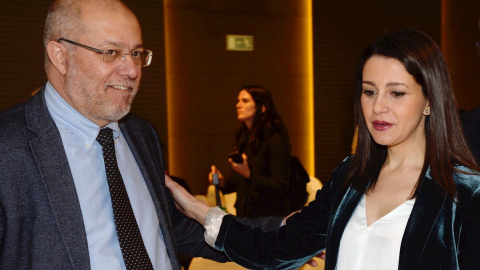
385 134 426 171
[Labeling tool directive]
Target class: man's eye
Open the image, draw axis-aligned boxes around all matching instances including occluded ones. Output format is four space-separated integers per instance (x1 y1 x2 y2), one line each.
105 50 118 56
131 51 142 58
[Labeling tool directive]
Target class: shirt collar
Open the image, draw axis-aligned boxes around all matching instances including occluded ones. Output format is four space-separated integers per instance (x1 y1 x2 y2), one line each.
44 82 121 151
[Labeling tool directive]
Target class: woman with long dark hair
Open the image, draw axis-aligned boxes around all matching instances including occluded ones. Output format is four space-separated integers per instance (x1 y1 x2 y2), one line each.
166 29 480 270
210 85 293 218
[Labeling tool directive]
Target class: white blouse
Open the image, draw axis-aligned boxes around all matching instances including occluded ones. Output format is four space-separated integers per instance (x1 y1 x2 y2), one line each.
337 194 415 270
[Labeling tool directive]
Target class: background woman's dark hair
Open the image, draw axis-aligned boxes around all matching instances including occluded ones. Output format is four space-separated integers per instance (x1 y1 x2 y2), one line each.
346 28 479 199
234 85 291 153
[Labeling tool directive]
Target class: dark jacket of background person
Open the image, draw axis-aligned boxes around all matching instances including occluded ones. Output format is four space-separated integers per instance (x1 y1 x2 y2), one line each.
218 85 293 218
0 88 227 270
222 131 291 218
461 106 480 164
214 156 480 270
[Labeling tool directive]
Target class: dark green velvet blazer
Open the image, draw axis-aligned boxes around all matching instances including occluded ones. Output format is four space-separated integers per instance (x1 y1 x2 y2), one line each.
214 156 480 270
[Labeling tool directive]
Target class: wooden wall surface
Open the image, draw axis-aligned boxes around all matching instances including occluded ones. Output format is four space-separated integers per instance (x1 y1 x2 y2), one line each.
1 1 479 194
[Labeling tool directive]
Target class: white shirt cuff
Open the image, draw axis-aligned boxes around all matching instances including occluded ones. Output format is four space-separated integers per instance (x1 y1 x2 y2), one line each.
203 206 228 247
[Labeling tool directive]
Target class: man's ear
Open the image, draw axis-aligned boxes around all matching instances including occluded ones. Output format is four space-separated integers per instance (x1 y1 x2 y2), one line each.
46 41 68 75
261 105 266 113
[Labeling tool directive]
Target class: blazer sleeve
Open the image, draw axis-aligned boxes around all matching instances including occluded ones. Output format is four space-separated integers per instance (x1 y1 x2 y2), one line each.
458 185 480 268
211 157 351 270
169 196 229 262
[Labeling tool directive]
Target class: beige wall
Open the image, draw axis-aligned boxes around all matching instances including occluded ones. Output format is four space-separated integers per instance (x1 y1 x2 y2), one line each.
2 0 479 195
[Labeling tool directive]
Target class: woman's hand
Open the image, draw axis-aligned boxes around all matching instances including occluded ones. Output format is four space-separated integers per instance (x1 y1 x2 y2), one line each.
209 165 225 187
229 153 251 178
305 251 326 267
165 174 211 224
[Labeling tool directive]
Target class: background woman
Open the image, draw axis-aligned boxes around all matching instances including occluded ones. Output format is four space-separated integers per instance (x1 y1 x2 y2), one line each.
210 85 293 217
167 29 480 270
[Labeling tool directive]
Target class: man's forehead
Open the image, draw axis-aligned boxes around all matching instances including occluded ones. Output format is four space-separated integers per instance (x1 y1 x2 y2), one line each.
78 4 141 44
82 3 135 21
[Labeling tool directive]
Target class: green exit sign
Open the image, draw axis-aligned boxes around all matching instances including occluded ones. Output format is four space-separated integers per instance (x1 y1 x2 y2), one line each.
226 35 254 51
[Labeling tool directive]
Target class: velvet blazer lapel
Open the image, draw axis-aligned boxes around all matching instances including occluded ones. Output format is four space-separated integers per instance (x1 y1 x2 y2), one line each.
325 174 447 270
26 88 91 269
325 186 363 270
398 177 447 270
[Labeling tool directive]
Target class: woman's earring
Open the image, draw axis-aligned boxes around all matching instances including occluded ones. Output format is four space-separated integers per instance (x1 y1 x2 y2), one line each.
424 109 430 115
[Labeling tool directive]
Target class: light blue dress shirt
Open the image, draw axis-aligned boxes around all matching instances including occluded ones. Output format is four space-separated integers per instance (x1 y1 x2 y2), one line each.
44 82 172 270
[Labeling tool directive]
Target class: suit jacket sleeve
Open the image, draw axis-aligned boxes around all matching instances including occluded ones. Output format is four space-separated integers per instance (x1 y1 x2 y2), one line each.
0 204 4 250
121 116 228 264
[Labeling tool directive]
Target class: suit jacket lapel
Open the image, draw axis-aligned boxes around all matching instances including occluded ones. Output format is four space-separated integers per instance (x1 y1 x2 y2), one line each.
120 121 181 270
27 89 90 270
399 177 447 270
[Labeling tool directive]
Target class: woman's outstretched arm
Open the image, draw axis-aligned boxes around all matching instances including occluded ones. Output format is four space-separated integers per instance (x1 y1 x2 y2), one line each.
165 174 211 224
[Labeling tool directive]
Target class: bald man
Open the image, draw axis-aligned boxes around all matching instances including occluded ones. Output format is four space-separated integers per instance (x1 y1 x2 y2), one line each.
0 0 227 269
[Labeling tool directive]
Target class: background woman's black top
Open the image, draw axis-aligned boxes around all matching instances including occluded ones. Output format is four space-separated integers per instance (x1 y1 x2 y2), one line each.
221 132 291 218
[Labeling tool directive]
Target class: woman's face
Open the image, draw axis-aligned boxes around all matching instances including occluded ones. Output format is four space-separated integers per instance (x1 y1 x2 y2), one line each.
361 56 430 150
236 90 257 128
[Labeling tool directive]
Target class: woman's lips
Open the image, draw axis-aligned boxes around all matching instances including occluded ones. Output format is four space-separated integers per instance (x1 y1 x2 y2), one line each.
373 120 392 131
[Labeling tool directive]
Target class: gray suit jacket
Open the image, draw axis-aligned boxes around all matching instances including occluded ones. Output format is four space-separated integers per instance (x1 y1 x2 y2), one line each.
0 87 227 269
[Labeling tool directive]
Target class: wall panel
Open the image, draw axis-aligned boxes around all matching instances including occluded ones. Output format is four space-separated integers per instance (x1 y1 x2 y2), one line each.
165 1 313 194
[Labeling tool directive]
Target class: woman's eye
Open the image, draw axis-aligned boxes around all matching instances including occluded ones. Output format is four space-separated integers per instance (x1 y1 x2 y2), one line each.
391 91 406 97
362 90 375 96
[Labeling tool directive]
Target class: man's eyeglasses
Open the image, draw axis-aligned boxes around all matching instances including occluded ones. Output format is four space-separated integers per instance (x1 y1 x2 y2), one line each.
57 38 153 67
476 41 480 56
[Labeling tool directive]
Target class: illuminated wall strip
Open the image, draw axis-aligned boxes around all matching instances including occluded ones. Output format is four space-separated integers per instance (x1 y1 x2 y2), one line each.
306 0 315 175
163 2 175 173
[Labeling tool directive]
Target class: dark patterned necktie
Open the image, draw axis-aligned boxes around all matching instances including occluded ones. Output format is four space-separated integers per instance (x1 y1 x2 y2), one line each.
96 128 154 270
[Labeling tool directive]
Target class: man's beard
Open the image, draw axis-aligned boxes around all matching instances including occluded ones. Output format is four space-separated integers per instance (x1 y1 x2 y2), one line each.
64 62 139 123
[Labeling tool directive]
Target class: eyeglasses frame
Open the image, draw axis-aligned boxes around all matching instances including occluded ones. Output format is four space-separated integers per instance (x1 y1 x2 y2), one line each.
57 38 152 67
